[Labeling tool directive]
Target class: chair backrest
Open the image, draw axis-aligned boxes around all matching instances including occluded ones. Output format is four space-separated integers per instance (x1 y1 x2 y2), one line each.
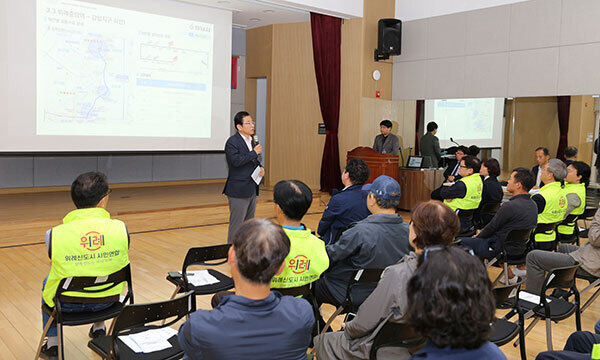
533 222 559 235
493 280 524 308
456 208 475 221
369 320 425 360
345 269 384 305
109 291 196 358
582 207 598 221
503 229 532 255
275 284 311 298
55 264 133 306
560 214 579 226
480 202 501 214
181 244 231 290
541 262 581 292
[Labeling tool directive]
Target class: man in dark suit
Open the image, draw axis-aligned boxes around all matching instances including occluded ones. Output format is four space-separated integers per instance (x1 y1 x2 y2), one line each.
532 146 550 189
223 111 264 243
430 146 468 201
317 158 371 244
419 121 442 168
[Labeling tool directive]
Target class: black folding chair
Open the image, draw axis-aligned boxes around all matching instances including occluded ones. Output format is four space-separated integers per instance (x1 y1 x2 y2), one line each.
320 268 384 334
369 321 425 360
575 272 600 314
557 214 581 245
36 264 134 360
490 280 526 360
515 262 582 351
166 245 234 299
487 229 532 285
577 208 598 239
475 202 502 230
276 283 321 334
88 291 196 359
456 208 476 237
531 222 560 251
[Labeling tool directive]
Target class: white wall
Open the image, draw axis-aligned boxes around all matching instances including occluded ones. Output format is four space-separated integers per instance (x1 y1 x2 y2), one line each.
395 0 527 21
265 0 362 18
393 0 600 100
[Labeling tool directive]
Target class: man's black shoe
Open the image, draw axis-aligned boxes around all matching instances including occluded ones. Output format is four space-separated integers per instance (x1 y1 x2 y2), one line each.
89 326 106 339
40 343 58 359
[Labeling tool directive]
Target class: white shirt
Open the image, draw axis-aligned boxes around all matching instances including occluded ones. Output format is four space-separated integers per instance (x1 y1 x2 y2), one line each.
535 166 543 187
240 133 253 151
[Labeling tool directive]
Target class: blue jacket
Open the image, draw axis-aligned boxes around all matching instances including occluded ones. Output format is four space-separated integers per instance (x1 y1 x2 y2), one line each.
410 342 506 360
317 185 371 244
178 291 314 360
223 132 262 198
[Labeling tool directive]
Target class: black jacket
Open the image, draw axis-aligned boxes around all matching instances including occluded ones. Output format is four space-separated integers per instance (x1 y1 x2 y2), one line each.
480 177 504 206
443 159 461 181
531 165 545 188
223 132 262 198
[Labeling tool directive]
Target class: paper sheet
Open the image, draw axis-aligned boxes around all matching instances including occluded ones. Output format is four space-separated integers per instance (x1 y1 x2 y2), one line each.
251 166 263 185
518 291 551 305
118 327 178 353
183 270 220 287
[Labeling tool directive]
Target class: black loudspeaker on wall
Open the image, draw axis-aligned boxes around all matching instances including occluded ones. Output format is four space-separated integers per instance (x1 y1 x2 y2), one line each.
374 18 402 61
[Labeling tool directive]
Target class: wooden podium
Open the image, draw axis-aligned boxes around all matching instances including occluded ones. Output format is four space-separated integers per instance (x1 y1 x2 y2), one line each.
346 147 399 184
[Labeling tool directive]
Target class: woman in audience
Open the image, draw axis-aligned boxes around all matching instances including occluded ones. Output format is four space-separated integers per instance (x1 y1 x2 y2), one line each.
313 200 460 360
407 246 506 359
474 157 504 227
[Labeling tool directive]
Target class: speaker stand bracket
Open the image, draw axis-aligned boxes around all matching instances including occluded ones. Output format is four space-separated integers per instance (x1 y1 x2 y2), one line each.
374 49 390 62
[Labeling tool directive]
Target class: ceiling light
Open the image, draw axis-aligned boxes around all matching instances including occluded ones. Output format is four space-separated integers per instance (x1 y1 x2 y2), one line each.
250 18 261 22
217 1 230 4
262 9 275 13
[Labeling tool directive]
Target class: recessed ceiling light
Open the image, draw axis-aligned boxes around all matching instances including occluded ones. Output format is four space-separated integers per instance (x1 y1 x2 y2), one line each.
217 1 230 4
262 9 275 13
250 18 261 22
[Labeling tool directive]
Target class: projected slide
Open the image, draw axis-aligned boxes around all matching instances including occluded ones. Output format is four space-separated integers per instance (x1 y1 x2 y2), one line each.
434 98 494 140
36 0 214 138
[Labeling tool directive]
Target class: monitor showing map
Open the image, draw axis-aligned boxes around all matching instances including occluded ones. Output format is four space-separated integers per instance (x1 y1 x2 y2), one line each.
0 0 232 151
424 98 505 149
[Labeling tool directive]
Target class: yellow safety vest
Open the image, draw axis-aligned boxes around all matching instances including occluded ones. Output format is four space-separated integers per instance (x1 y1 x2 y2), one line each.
557 183 586 235
271 227 329 289
535 182 567 242
444 173 483 212
42 208 130 307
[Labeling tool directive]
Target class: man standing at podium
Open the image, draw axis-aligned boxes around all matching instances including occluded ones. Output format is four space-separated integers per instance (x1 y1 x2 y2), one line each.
372 120 399 155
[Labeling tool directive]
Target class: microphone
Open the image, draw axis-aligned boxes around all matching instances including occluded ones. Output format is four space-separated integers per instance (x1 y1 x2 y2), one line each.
253 135 259 145
450 137 460 146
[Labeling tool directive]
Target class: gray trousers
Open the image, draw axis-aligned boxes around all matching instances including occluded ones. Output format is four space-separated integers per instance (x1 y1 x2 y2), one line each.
226 194 257 243
525 244 585 293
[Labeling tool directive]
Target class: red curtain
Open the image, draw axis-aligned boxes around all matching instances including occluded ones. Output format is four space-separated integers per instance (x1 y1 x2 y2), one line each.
310 12 343 193
556 96 571 160
231 56 238 89
415 100 424 155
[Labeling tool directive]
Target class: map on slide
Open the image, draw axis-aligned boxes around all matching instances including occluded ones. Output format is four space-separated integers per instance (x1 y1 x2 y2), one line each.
36 0 214 138
434 98 495 141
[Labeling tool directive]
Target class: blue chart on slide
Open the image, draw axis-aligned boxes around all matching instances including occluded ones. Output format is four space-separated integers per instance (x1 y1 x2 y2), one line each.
37 0 214 138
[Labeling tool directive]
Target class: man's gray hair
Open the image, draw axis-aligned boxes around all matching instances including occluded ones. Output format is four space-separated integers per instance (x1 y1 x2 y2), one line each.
546 158 567 181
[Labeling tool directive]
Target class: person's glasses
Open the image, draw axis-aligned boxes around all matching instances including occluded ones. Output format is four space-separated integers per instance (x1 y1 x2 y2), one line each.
459 165 467 168
243 122 255 126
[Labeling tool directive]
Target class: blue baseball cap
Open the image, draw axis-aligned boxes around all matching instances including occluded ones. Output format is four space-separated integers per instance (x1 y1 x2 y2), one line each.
362 175 401 200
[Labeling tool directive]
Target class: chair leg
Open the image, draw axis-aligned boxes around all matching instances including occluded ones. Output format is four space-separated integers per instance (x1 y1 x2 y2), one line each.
504 263 509 284
518 313 527 360
35 312 54 359
545 318 553 351
492 269 506 286
170 285 181 300
58 322 64 360
320 305 345 335
514 317 539 347
581 289 600 313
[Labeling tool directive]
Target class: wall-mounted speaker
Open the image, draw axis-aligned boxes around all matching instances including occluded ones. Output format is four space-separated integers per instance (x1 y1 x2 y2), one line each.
374 18 402 61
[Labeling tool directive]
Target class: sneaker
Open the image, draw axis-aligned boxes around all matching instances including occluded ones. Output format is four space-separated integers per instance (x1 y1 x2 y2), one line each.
40 342 58 360
88 326 106 339
512 267 527 278
499 275 518 285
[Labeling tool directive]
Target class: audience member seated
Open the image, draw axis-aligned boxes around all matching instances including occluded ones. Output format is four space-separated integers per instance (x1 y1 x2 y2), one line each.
557 161 590 242
431 146 468 201
536 329 600 359
532 147 551 189
530 159 568 251
564 146 579 162
468 145 481 157
313 175 411 308
419 121 442 168
373 120 399 155
461 168 538 264
474 157 504 226
524 207 600 294
178 219 314 360
440 155 483 230
406 247 506 360
318 159 371 244
313 201 460 360
40 172 131 359
271 180 329 289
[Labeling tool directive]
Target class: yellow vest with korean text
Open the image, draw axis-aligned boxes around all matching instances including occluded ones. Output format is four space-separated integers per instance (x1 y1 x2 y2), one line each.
42 208 129 307
557 183 586 235
535 182 567 242
444 173 483 212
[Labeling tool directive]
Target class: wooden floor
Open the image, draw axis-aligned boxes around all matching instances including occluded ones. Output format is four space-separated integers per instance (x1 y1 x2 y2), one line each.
0 182 599 359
